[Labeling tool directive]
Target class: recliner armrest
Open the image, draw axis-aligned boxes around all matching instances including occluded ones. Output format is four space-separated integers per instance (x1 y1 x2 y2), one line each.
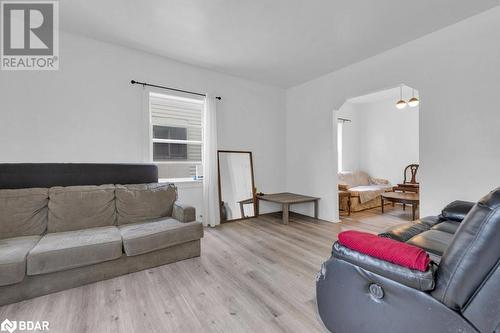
332 242 436 291
172 201 196 223
439 200 475 222
338 183 349 191
378 221 431 242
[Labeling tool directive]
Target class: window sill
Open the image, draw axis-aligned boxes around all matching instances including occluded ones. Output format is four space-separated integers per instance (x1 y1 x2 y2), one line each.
159 178 203 184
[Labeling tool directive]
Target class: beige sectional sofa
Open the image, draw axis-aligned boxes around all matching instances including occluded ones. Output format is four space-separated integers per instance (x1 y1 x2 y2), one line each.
0 182 203 306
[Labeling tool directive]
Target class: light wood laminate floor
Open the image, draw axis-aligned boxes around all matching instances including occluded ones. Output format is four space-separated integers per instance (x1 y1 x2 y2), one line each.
0 207 406 333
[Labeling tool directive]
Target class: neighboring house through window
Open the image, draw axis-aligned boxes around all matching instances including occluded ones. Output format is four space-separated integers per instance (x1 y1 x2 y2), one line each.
149 92 204 181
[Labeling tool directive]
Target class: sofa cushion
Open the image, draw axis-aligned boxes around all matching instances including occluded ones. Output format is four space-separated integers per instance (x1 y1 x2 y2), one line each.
431 221 461 234
406 230 454 257
440 200 475 222
119 218 203 256
48 185 116 233
27 226 122 275
0 188 48 239
338 171 372 187
0 236 41 286
115 183 177 225
419 215 444 228
379 221 431 242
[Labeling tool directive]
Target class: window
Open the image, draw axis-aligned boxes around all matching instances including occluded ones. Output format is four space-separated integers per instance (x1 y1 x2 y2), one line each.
149 92 205 180
337 121 343 172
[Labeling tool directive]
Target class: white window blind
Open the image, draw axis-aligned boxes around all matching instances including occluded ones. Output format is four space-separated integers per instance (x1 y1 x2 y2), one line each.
149 92 205 179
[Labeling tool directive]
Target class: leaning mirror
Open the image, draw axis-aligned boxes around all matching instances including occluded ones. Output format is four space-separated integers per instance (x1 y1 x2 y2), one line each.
218 150 256 222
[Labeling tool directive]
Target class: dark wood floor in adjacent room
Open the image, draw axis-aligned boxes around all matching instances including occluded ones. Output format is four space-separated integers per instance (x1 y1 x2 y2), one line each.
0 207 408 333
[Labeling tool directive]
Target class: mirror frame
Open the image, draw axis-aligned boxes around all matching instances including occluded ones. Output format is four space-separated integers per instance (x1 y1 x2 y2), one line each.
217 150 257 223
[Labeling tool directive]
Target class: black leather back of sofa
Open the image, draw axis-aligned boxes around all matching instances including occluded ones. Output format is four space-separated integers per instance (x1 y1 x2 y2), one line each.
432 187 500 312
0 163 158 189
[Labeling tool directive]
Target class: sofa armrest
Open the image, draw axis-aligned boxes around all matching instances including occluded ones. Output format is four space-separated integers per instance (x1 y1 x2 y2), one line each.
338 183 349 191
439 200 475 222
332 242 436 291
378 220 433 242
172 201 196 223
370 177 390 185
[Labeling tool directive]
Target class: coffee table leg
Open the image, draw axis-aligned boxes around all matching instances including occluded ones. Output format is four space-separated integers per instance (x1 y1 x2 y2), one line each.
314 200 318 219
282 203 289 225
412 204 416 220
381 197 384 214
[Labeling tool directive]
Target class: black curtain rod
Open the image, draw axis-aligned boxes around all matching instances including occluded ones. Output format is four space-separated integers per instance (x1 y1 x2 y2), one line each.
338 117 352 122
130 80 221 100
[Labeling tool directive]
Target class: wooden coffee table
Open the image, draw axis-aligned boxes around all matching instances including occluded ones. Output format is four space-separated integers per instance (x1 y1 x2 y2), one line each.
381 192 419 220
256 192 319 224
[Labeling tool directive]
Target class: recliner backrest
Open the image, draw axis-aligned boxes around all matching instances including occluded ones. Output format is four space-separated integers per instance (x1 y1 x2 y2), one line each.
432 187 500 311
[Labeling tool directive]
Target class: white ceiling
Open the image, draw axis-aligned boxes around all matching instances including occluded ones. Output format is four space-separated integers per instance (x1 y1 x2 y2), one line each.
60 0 500 87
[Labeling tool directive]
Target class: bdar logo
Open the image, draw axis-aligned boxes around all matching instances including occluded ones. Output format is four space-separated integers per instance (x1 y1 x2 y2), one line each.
0 319 17 333
0 318 49 332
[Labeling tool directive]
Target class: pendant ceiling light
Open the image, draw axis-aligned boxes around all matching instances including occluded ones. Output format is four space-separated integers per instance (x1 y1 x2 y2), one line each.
408 88 419 107
396 85 407 109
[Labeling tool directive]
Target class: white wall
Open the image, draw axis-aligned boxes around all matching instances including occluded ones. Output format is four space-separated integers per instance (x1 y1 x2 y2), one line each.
0 32 286 217
338 99 419 185
358 100 419 185
336 102 361 172
173 181 204 222
286 7 500 220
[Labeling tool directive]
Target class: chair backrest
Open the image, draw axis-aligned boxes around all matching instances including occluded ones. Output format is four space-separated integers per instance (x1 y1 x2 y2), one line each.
432 187 500 313
403 164 419 184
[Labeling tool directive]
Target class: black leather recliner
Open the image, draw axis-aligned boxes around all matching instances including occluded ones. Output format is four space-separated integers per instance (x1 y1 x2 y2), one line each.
316 188 500 333
379 199 475 263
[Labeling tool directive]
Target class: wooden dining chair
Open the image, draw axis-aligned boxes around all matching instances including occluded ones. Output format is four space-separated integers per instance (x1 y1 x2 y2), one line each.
395 164 420 210
403 164 419 185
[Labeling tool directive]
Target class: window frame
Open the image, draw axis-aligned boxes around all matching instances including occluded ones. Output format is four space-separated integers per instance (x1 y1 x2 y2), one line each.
147 91 205 179
337 121 343 172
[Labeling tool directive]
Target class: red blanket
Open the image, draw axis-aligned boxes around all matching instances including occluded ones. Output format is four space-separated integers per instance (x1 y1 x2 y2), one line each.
338 230 430 271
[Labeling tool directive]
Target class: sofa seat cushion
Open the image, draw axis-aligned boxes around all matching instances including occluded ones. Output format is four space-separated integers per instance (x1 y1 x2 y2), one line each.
115 183 177 225
0 188 48 239
419 215 444 228
406 230 454 257
348 185 392 204
119 218 203 256
48 185 116 233
0 236 41 286
431 221 461 234
348 185 393 193
27 226 122 275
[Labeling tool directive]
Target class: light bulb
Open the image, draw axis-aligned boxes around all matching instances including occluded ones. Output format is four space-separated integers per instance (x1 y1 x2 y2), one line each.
396 99 407 109
408 97 419 107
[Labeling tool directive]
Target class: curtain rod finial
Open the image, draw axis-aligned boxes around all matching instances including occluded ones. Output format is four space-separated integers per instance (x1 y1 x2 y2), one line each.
130 80 136 84
216 96 222 100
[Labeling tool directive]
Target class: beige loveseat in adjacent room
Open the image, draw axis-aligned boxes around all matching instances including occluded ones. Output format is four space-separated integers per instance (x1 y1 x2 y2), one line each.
338 171 393 212
0 163 203 306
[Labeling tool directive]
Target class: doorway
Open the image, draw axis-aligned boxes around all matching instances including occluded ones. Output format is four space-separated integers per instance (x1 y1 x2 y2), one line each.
335 85 420 221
